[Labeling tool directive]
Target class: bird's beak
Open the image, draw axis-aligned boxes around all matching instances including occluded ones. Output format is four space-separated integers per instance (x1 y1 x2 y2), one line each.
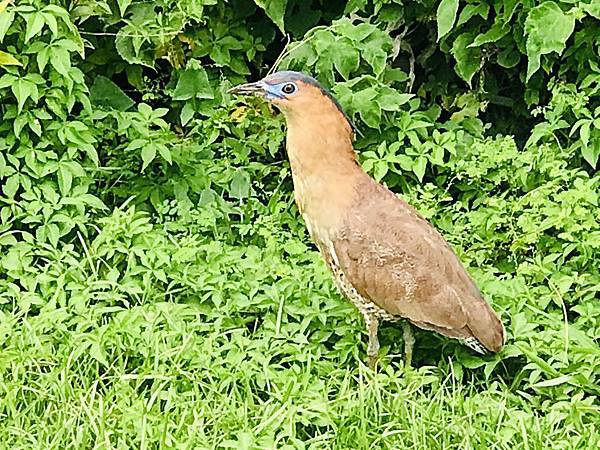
227 81 266 97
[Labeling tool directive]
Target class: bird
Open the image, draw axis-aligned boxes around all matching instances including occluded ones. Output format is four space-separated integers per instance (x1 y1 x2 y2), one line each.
229 71 505 368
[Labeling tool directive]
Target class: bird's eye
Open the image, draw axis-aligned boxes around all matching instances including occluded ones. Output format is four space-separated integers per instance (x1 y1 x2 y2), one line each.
282 83 296 95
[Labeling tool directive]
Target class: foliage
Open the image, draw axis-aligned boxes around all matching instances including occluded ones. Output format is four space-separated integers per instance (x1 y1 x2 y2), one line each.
0 0 598 448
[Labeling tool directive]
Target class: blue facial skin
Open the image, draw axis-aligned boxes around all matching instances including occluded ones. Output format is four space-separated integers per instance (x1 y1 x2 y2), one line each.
229 71 359 135
262 81 298 100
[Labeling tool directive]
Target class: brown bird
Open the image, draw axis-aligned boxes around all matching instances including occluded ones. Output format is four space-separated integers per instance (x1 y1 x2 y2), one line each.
229 71 505 367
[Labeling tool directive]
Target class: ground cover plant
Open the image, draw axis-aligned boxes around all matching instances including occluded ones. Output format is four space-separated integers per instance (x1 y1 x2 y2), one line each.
0 0 599 448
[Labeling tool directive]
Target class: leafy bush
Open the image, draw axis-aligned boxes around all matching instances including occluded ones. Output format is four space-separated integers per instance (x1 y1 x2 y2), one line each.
0 0 598 448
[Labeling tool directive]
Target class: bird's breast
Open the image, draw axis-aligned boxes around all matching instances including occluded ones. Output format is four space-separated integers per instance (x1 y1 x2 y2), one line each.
302 213 335 257
302 212 396 321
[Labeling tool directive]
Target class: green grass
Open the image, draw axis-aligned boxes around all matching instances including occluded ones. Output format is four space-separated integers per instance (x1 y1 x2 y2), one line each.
1 211 597 449
1 303 596 449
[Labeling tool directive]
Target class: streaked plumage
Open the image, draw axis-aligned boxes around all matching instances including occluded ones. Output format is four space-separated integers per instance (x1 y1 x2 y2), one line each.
229 71 505 367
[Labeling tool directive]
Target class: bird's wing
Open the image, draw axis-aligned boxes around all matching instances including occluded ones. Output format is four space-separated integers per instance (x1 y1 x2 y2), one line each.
333 179 504 352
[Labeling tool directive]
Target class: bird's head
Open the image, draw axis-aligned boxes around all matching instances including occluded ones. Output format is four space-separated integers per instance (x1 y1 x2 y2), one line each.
228 71 355 137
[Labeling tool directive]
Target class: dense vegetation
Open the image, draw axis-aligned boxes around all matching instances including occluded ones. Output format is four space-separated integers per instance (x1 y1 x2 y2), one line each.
0 0 599 448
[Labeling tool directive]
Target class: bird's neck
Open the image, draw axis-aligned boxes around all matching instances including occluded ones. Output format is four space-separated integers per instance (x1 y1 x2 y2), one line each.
284 112 366 229
286 119 357 174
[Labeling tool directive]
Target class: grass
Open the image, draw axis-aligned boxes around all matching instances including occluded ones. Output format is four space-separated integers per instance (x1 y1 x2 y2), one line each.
1 314 595 449
0 211 597 449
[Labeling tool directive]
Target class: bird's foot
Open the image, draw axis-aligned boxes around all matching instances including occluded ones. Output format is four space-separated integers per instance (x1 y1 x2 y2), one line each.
402 321 415 369
365 315 380 371
367 352 379 371
404 350 413 369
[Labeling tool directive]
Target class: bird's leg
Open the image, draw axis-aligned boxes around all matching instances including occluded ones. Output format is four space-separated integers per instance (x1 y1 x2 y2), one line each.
401 321 415 367
365 315 380 369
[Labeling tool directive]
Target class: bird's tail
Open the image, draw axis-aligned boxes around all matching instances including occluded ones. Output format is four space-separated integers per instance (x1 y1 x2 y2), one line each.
465 298 505 353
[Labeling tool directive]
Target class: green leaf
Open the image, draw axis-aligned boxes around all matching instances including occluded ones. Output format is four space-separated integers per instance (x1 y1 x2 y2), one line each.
582 2 600 20
0 10 15 43
156 143 172 164
28 117 41 136
90 342 109 367
0 72 14 88
352 86 380 128
529 374 572 389
0 50 20 66
180 101 195 126
362 30 390 76
437 0 459 41
525 2 575 81
525 122 554 148
579 121 590 147
581 138 600 168
254 0 288 32
229 170 251 200
412 156 427 182
126 139 146 151
456 4 489 27
344 0 366 14
50 45 71 77
57 163 73 194
141 144 157 171
90 75 134 111
497 46 520 68
41 11 57 37
80 193 107 210
35 45 50 72
451 32 480 86
173 68 214 101
11 78 38 113
3 174 19 199
115 31 154 67
373 160 388 181
116 0 133 16
468 22 510 48
24 12 45 43
376 87 413 111
332 38 359 80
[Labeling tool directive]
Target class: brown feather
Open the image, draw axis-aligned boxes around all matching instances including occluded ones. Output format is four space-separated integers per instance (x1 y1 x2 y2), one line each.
333 177 505 352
